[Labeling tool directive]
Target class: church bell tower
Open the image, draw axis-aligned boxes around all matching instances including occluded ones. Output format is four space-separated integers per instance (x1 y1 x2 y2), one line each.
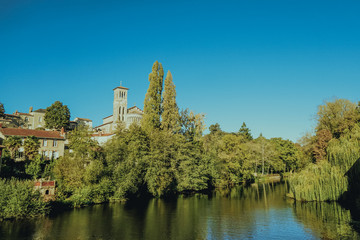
113 84 128 123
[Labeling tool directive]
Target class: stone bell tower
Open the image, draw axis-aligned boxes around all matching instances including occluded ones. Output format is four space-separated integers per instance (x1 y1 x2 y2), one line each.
113 84 128 123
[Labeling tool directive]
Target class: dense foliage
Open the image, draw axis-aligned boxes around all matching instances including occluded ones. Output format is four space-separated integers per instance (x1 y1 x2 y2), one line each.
289 99 360 202
0 102 4 118
44 101 70 130
0 178 49 220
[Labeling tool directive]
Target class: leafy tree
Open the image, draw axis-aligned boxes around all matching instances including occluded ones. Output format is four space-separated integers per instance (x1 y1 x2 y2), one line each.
3 136 22 159
145 130 176 197
53 154 86 196
175 135 212 192
271 138 300 172
25 155 43 179
67 125 98 160
209 123 222 135
142 61 164 133
109 124 150 200
161 70 180 133
44 101 70 130
239 122 253 141
24 136 40 160
216 134 243 187
316 99 360 138
313 129 332 162
179 109 205 142
0 102 4 118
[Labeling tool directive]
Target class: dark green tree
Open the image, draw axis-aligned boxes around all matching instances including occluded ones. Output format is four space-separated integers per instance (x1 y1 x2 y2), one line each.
24 136 40 160
145 130 176 197
44 101 70 130
161 70 180 133
142 61 164 133
3 136 22 159
0 102 4 118
239 122 253 141
209 123 222 135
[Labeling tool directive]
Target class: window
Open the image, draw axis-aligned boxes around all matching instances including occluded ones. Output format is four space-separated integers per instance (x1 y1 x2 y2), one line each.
43 139 47 147
53 140 57 147
54 151 59 159
25 117 28 122
39 117 42 122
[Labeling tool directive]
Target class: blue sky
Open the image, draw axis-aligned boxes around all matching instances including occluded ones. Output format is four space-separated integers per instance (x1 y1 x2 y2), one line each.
1 0 360 141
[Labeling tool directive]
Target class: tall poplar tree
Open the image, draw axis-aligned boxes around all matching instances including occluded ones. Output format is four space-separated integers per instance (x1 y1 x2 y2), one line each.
161 70 180 133
142 61 164 133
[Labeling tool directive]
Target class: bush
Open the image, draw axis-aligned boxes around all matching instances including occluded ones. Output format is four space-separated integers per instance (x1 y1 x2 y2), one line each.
0 178 49 220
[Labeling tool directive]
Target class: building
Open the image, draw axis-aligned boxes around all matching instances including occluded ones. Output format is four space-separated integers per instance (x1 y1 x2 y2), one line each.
34 180 56 201
74 117 93 128
13 107 46 129
91 132 115 145
94 84 143 133
0 125 66 160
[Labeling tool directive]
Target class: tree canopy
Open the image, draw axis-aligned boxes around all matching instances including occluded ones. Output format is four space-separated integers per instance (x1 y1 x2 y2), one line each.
316 99 360 138
0 102 4 118
161 70 180 133
44 101 70 130
142 61 164 133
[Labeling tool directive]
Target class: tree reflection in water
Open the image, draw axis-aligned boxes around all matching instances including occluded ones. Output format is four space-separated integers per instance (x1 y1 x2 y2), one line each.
1 181 360 240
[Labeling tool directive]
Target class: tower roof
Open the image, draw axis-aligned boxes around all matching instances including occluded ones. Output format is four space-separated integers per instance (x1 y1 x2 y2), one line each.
113 86 129 91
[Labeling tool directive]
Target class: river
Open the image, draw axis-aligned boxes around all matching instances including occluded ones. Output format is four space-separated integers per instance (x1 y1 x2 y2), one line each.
1 181 360 240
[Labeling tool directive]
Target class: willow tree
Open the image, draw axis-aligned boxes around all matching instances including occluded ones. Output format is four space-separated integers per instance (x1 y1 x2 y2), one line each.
142 61 164 133
161 70 180 133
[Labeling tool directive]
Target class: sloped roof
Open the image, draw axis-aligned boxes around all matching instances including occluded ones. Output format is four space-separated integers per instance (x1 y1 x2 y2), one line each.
75 117 92 122
113 86 129 91
34 109 46 113
0 127 65 140
16 112 32 116
94 121 113 128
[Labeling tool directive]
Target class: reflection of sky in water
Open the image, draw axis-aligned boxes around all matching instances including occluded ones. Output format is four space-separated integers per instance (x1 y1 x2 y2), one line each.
205 207 318 239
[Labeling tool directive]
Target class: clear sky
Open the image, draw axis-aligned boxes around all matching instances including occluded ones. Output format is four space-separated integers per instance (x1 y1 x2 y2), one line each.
1 0 360 142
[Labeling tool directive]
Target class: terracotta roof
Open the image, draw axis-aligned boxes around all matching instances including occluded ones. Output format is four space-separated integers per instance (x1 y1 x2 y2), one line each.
0 128 65 140
103 115 113 119
4 114 20 118
94 121 113 128
113 86 129 91
17 112 32 116
75 117 92 122
34 181 55 187
34 109 46 113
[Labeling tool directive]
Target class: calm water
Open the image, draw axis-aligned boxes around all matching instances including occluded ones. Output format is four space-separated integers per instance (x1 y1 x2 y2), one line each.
1 181 360 240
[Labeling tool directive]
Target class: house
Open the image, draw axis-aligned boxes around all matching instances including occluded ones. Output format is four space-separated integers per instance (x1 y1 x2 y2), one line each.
11 107 46 129
91 132 115 145
74 117 93 128
0 125 66 160
34 180 56 201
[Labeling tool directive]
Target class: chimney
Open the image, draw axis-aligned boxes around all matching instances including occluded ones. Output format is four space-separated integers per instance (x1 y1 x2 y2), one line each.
60 127 65 136
29 106 33 113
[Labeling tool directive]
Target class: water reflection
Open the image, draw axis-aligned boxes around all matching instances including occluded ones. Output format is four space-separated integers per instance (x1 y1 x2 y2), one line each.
293 201 360 239
1 182 360 239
